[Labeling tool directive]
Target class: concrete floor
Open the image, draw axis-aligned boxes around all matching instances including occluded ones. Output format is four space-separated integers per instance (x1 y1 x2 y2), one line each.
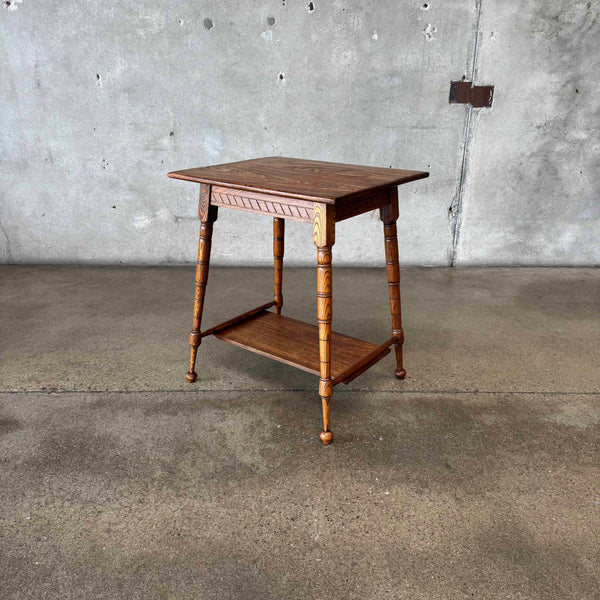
1 266 599 599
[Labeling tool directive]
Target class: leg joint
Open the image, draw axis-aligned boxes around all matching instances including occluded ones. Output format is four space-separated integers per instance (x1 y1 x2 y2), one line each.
319 378 333 397
189 331 202 346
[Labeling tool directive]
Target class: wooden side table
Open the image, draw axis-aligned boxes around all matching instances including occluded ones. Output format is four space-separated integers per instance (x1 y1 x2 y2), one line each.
168 157 428 444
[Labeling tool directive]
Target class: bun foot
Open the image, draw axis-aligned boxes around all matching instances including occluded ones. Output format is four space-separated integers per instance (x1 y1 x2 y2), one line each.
320 430 334 445
394 368 406 380
185 371 197 383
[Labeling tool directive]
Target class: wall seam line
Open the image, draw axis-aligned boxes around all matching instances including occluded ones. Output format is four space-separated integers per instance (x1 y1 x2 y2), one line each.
0 216 13 263
450 0 484 267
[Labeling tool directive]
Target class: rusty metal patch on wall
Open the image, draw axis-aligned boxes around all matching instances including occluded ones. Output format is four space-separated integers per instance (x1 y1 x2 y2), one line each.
450 81 494 108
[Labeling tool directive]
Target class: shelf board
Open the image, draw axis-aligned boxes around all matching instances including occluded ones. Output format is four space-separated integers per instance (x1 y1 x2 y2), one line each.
214 311 383 378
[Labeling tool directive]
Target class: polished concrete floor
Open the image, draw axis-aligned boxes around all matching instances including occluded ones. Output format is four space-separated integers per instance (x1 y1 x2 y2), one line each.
1 266 599 599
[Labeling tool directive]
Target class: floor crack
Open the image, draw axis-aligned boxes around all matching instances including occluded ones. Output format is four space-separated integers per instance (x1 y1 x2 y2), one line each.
0 388 598 396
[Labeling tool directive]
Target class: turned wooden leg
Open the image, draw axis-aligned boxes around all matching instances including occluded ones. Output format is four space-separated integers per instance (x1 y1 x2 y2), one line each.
314 204 335 444
380 189 405 379
187 186 218 383
273 218 284 315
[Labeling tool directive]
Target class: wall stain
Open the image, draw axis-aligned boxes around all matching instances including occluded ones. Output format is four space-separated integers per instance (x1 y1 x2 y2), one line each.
34 52 41 90
260 30 274 44
421 23 437 41
4 0 22 10
173 215 195 225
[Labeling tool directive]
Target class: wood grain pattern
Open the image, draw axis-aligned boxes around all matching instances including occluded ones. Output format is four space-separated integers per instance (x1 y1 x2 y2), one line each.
199 301 276 338
169 159 428 442
186 207 218 383
169 156 429 204
331 337 395 385
380 188 406 380
273 218 284 315
210 186 313 222
317 246 333 398
320 398 333 445
313 203 336 444
313 204 335 247
197 184 211 221
213 311 379 377
339 346 391 385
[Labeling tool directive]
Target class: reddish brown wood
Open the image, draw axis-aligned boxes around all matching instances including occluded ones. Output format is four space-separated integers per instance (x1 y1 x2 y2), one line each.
213 311 379 378
313 203 335 444
380 188 406 379
197 183 211 221
340 346 391 385
317 246 333 387
186 195 218 383
334 189 390 222
319 410 333 445
273 218 284 315
199 301 276 338
170 157 430 443
169 157 428 204
210 186 314 222
331 336 395 386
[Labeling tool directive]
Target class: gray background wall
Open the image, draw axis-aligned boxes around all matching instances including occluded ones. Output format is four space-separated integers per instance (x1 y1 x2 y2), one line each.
1 0 598 266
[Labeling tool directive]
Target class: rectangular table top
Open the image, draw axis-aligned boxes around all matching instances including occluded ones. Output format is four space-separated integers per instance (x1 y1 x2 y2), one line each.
168 156 428 204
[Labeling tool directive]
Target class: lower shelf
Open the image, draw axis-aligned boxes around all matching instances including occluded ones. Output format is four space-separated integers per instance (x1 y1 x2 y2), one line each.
214 310 387 380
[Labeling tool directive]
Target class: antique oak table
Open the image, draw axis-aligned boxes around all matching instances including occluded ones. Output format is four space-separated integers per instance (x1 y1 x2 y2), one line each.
168 157 429 444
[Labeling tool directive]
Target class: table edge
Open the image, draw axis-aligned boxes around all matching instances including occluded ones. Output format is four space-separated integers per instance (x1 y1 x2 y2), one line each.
167 171 429 204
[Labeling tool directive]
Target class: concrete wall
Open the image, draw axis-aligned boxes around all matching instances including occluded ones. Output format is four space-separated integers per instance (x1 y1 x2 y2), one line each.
1 0 598 266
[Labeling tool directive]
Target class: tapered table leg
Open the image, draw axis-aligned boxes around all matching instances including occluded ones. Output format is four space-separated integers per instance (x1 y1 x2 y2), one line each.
186 186 218 383
314 204 335 444
380 189 406 379
273 218 284 315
